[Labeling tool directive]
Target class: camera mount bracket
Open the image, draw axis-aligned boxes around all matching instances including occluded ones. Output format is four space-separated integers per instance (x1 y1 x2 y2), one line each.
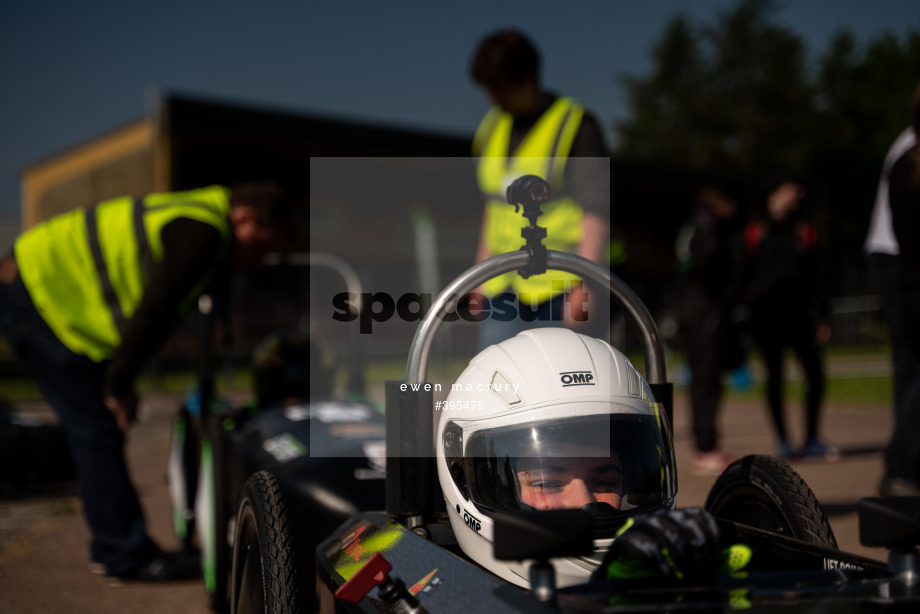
506 174 551 279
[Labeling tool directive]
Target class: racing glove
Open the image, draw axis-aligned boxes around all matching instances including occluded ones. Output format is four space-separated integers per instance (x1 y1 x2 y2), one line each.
593 507 751 583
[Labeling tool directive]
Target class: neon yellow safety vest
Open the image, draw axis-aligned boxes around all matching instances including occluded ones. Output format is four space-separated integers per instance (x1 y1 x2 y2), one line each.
474 97 585 305
14 186 232 362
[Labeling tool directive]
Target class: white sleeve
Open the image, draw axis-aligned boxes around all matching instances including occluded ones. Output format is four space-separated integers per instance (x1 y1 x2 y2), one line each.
865 127 917 255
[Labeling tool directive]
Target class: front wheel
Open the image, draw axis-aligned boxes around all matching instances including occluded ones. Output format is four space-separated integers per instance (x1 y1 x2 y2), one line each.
704 454 837 548
230 471 302 614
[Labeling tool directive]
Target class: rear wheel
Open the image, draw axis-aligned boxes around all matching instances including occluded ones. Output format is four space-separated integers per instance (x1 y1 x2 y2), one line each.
704 454 837 548
168 405 200 551
230 471 302 614
197 417 231 611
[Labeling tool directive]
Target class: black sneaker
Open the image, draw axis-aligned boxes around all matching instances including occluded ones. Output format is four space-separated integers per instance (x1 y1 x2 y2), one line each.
107 550 200 586
879 477 920 498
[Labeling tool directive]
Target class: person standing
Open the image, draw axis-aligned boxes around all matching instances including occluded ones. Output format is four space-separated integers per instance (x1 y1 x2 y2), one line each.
881 83 920 497
469 29 610 348
675 183 744 475
741 173 836 461
0 182 290 582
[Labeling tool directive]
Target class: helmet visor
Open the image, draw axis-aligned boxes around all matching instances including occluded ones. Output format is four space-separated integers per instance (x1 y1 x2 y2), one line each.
452 409 675 518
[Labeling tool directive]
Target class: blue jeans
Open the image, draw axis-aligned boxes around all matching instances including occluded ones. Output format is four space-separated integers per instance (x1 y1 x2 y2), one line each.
0 272 157 575
476 292 566 351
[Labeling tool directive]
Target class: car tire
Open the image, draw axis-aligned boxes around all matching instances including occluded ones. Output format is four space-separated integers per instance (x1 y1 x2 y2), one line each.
168 405 200 551
230 471 302 614
704 454 838 548
197 416 231 612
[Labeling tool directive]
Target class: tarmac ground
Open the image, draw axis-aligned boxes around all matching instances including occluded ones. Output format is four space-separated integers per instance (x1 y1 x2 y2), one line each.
0 386 897 613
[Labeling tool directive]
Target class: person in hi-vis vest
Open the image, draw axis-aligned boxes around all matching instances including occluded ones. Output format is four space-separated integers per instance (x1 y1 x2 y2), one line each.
0 182 290 583
469 29 610 349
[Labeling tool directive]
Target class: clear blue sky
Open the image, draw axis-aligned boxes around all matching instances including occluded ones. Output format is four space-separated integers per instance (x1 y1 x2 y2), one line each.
1 0 918 215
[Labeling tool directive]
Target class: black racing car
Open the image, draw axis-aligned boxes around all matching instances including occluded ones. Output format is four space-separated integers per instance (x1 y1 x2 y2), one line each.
200 389 386 613
167 254 387 612
311 492 919 613
236 176 920 613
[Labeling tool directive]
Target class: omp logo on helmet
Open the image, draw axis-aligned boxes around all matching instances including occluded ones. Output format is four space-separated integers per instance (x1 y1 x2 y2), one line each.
462 508 482 533
559 371 595 387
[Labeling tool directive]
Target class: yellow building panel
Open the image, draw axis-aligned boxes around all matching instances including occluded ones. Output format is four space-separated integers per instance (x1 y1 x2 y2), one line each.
21 119 161 229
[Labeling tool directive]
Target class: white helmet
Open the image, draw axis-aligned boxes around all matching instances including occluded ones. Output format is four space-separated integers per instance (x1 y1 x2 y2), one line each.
436 328 677 588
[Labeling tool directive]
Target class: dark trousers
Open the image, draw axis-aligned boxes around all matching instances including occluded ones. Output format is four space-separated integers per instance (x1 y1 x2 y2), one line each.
869 254 920 483
0 274 157 576
749 305 825 444
680 305 726 453
898 287 920 483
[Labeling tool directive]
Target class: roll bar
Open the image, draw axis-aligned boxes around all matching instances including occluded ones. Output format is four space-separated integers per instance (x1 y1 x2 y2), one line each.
386 175 671 530
404 250 667 386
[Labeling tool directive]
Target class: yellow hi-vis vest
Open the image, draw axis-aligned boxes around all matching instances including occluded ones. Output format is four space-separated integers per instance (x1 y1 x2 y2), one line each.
14 186 232 362
474 97 585 305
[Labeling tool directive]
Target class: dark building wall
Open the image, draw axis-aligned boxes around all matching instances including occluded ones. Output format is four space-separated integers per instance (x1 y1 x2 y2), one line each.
20 93 725 371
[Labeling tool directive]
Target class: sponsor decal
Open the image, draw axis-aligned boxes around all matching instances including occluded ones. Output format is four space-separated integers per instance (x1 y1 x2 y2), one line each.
283 404 310 422
354 441 387 480
823 558 865 572
409 568 442 596
311 402 374 423
463 509 482 533
330 423 385 439
331 522 403 581
559 371 595 387
262 433 306 463
344 536 367 562
339 525 369 562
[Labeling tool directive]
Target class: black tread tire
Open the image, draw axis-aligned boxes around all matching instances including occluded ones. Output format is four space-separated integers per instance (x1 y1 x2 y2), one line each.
230 471 302 614
704 454 838 548
201 416 231 612
169 405 200 551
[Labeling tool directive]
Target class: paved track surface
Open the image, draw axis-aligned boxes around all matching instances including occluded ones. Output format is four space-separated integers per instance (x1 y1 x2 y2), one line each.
0 389 896 613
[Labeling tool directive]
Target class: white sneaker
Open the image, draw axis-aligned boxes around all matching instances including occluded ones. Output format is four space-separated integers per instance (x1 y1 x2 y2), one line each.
690 450 735 476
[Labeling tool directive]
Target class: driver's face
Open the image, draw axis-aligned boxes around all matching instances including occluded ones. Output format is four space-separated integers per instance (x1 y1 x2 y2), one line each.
516 452 623 511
